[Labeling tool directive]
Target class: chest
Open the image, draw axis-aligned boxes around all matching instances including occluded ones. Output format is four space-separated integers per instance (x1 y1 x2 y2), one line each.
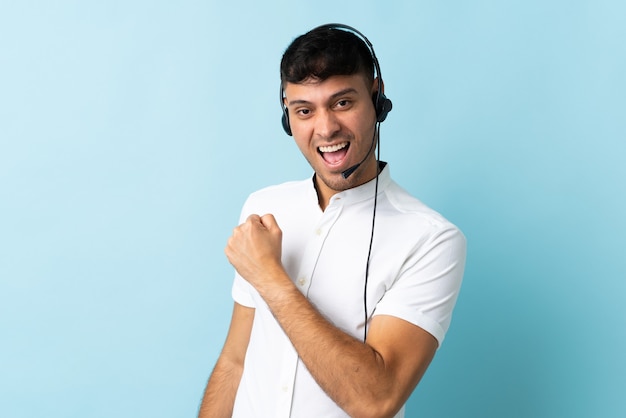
279 205 412 336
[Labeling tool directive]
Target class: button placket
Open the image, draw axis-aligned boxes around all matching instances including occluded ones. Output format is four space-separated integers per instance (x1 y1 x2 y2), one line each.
275 342 298 417
294 202 343 297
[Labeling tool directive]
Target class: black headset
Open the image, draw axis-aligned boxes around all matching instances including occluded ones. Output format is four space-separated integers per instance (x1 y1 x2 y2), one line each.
280 23 392 136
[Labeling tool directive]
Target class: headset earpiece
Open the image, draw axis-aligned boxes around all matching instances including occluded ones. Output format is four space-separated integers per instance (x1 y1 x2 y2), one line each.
373 91 393 123
281 103 292 136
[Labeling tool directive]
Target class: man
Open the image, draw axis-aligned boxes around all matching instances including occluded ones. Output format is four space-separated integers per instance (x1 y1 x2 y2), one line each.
199 24 466 418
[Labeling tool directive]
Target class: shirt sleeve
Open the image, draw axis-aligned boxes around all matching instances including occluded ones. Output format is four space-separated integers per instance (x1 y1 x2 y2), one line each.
230 195 257 309
373 224 466 347
232 273 255 308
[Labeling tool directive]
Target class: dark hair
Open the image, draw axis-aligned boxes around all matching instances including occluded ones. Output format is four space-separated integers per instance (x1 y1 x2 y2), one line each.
280 26 375 86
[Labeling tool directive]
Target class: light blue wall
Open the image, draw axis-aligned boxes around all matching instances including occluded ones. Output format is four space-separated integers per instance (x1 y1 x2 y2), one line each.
1 1 624 417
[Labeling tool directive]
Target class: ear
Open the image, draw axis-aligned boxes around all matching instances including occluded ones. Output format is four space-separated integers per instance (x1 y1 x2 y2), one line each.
371 77 385 95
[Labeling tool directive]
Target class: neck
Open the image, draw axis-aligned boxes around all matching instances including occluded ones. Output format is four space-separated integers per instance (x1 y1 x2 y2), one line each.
314 160 382 211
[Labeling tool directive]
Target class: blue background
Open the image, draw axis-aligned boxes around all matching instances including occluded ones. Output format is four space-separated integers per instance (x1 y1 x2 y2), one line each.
1 1 624 417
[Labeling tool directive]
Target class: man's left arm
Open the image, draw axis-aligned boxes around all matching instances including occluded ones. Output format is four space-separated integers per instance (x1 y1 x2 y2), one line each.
226 213 453 418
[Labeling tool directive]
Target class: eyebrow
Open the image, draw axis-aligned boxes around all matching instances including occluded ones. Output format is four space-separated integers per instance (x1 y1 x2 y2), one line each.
287 88 359 107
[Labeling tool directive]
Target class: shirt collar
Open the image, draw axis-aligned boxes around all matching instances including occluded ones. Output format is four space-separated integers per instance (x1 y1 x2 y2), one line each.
311 162 391 208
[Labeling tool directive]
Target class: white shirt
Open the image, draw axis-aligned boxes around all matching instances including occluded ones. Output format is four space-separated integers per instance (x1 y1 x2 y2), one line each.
231 164 466 418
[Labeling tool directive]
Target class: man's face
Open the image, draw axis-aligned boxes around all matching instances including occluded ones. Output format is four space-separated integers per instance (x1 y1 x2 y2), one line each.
283 74 378 206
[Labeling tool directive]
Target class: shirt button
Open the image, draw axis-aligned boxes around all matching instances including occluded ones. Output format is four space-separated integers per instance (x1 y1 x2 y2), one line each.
298 277 306 286
281 385 289 393
315 228 322 236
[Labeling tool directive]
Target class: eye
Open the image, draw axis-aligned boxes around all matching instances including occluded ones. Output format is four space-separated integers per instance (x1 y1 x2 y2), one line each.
295 108 312 117
334 99 352 109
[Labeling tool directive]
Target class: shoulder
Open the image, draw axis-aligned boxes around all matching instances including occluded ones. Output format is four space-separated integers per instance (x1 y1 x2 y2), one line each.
248 178 311 201
239 177 315 220
383 180 459 228
381 179 466 249
245 178 312 208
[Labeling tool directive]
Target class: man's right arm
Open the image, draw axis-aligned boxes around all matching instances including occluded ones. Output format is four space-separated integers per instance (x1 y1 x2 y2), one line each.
198 302 254 418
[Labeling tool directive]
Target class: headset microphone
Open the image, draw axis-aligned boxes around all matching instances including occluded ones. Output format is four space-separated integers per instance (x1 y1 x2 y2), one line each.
341 165 360 179
341 127 378 179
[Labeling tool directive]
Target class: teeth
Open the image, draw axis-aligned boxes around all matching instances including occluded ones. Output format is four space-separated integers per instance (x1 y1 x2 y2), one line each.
319 142 348 153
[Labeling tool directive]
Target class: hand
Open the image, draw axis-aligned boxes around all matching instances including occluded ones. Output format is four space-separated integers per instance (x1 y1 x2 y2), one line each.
225 214 284 288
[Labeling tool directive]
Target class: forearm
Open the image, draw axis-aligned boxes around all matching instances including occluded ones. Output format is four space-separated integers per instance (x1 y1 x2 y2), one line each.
225 214 435 417
198 355 243 418
256 268 401 417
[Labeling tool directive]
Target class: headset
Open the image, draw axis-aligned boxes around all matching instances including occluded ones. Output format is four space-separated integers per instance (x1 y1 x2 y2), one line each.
280 23 393 137
279 24 392 341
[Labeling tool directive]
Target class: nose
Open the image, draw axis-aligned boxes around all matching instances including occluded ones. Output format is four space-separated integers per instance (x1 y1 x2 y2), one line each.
314 109 341 139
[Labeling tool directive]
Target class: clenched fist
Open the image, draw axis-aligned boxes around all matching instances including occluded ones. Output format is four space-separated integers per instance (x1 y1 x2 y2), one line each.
225 214 285 289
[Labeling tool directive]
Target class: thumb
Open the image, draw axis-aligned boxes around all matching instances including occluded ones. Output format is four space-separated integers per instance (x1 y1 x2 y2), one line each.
259 213 279 230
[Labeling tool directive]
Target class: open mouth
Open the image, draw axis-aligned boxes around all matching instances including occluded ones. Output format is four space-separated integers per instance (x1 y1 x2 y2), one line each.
318 141 349 166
